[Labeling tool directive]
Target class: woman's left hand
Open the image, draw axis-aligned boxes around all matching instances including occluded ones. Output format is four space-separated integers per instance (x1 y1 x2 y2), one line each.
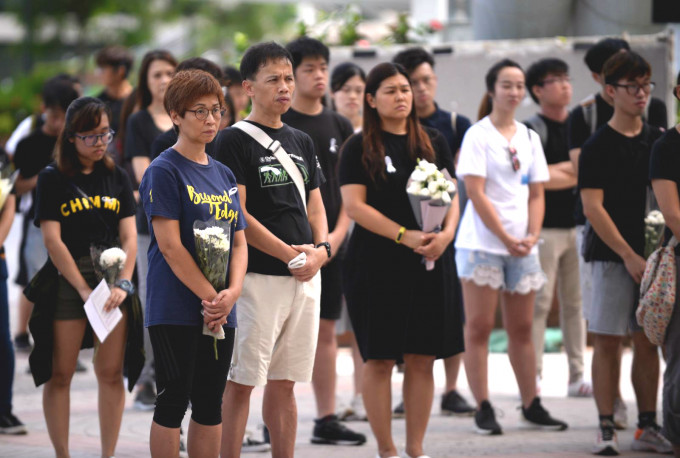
201 288 238 324
414 231 453 262
104 287 128 312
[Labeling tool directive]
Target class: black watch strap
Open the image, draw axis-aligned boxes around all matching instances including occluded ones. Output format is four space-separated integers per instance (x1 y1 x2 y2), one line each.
115 279 135 295
315 242 331 259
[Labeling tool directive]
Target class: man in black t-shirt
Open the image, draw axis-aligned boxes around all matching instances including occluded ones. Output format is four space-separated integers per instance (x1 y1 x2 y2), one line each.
524 58 590 400
579 51 671 456
282 36 365 446
215 42 330 458
11 76 79 353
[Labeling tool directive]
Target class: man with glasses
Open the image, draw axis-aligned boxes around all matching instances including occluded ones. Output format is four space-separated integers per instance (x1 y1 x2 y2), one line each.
578 51 671 456
524 58 591 400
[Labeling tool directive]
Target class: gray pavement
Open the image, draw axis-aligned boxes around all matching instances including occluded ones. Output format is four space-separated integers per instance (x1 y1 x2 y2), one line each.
0 217 666 457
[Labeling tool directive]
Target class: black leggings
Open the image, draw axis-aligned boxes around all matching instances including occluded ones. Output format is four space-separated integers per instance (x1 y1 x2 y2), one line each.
149 324 235 428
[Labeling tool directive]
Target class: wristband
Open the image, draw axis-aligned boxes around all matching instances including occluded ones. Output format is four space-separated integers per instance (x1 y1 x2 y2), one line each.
395 226 406 244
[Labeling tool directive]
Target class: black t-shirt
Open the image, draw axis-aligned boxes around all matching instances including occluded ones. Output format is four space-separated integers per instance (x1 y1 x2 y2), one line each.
0 146 15 255
12 129 58 219
96 90 125 135
419 104 471 154
150 128 217 160
34 162 136 259
568 94 667 225
124 109 163 235
525 114 575 228
281 107 354 232
649 127 680 255
578 123 663 262
214 120 325 276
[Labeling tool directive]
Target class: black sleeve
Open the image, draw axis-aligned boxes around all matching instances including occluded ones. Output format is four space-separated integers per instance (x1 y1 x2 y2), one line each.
430 129 455 177
454 115 472 152
150 129 176 160
578 139 605 190
116 166 137 218
124 112 152 160
214 129 248 186
648 98 668 130
567 106 590 150
650 134 679 182
12 138 38 178
338 134 369 186
34 168 63 225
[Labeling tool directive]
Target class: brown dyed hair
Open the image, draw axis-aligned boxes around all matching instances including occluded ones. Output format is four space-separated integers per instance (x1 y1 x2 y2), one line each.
164 70 226 133
56 97 115 176
362 62 434 181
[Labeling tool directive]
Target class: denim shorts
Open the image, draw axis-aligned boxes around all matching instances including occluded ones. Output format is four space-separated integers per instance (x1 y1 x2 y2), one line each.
455 248 546 294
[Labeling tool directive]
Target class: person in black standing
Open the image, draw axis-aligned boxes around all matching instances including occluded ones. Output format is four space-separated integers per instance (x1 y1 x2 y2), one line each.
283 36 365 446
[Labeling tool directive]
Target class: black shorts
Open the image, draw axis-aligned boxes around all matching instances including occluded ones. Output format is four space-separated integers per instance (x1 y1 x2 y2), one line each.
320 258 343 320
149 324 235 428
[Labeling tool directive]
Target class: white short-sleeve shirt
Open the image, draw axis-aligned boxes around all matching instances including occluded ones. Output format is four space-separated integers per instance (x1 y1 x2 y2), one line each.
455 116 549 255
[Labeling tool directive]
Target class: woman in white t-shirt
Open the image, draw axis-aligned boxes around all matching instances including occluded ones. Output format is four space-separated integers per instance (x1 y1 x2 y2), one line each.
455 59 567 435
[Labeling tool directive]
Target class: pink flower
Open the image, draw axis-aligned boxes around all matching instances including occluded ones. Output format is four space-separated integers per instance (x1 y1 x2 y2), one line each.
357 39 371 47
429 19 443 31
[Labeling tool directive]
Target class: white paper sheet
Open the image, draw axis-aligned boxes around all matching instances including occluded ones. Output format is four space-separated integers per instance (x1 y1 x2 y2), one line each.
83 279 122 343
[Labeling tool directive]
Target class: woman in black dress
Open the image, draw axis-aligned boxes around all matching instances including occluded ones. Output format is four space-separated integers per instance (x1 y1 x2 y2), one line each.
339 62 463 458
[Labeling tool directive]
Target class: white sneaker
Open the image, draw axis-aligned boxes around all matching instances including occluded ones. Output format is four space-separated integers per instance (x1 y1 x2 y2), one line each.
613 398 628 430
339 394 368 421
593 421 619 456
632 424 673 454
567 378 593 397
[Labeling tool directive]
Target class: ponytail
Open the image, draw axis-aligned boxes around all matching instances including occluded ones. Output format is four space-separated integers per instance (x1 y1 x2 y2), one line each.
477 94 492 121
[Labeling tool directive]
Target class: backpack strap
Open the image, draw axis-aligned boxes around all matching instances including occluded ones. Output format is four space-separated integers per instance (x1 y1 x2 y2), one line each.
450 111 457 139
525 114 548 151
579 94 597 135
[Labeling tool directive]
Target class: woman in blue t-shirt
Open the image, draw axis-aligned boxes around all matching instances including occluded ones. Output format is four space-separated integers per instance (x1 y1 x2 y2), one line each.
139 70 247 457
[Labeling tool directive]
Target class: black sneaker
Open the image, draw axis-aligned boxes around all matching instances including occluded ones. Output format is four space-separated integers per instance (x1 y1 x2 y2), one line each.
474 400 502 435
0 413 27 435
441 390 475 416
133 382 156 411
263 425 270 444
311 414 366 445
392 400 405 419
13 333 31 353
242 435 271 453
520 397 568 431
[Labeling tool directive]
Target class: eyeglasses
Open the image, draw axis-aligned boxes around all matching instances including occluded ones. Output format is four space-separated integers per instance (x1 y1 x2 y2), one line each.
186 107 226 121
539 76 571 86
508 145 520 172
74 130 115 147
610 82 656 96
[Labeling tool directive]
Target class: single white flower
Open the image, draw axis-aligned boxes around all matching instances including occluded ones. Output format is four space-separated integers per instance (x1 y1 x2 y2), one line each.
446 181 456 193
441 191 451 204
100 247 127 269
407 182 422 195
418 187 431 197
427 180 440 194
410 170 427 183
432 191 442 200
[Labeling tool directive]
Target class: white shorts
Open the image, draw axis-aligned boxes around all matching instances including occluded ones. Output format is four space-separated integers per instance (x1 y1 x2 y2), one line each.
229 272 321 386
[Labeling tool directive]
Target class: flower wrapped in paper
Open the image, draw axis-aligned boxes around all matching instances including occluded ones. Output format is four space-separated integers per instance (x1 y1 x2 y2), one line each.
90 246 127 286
193 217 231 359
644 210 665 259
406 159 457 270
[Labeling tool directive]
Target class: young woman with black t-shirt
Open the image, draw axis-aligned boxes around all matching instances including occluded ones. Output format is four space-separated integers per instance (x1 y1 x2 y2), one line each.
339 62 463 458
33 97 138 457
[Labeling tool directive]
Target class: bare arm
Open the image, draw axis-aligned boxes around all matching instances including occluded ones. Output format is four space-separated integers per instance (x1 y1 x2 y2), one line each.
569 148 581 176
0 195 16 246
581 187 645 283
545 161 577 190
132 157 151 187
101 215 137 311
327 205 351 261
41 220 92 302
652 179 680 240
525 182 545 244
290 188 329 282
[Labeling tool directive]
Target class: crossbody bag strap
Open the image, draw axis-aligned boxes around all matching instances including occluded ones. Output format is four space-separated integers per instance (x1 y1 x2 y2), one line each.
67 180 117 241
233 121 307 213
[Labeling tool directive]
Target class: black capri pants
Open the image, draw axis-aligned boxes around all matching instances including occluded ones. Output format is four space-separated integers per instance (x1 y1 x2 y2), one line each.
149 324 235 428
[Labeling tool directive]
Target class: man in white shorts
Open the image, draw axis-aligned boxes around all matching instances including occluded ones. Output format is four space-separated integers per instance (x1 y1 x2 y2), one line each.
215 42 330 458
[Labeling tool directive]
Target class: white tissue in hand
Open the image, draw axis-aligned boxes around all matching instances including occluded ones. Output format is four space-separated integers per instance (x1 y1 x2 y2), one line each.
288 252 307 269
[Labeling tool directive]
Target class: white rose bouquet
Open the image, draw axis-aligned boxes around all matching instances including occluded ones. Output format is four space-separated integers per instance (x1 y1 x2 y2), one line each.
644 209 665 258
193 218 231 359
406 159 457 271
90 245 127 286
0 166 18 213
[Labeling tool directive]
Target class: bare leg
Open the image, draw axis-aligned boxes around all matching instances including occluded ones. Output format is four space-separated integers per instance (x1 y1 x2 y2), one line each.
349 332 364 396
150 421 180 458
263 380 297 458
363 359 397 457
188 419 222 457
220 381 254 458
15 294 34 336
592 334 622 415
43 318 87 458
443 354 463 392
312 318 337 417
631 331 660 413
461 282 499 406
501 291 538 408
94 309 127 458
403 354 435 458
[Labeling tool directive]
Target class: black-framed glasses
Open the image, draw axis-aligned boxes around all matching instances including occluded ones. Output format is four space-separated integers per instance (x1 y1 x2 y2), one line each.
74 130 115 147
610 82 656 96
186 107 225 121
508 145 520 172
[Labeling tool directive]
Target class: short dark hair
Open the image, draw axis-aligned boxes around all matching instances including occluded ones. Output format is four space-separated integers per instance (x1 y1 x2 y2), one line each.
330 62 366 93
525 58 569 104
42 75 80 112
95 46 134 79
602 50 651 86
176 57 224 83
223 66 242 87
391 47 435 74
240 42 292 81
584 38 630 74
285 36 329 72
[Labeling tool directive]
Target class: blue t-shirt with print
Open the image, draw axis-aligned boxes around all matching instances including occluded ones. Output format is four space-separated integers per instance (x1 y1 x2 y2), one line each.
139 148 247 327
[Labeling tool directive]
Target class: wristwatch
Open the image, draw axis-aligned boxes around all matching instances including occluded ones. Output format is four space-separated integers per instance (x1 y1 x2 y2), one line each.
114 279 135 295
316 242 331 259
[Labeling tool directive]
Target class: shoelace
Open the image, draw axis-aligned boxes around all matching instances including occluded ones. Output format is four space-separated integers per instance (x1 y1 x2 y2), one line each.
601 424 615 441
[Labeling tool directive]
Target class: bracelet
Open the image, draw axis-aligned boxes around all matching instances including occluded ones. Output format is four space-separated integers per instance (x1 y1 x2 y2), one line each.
395 226 406 244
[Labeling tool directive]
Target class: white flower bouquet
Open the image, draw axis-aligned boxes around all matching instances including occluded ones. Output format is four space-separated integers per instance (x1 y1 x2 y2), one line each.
406 159 457 271
90 245 127 286
644 209 665 258
193 218 231 359
0 165 19 213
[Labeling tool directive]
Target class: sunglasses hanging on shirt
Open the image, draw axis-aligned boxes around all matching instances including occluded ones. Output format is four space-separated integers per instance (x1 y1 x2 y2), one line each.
508 145 520 172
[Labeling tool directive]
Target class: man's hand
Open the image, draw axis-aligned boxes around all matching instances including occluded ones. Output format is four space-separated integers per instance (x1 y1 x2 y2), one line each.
623 252 647 284
289 244 326 282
